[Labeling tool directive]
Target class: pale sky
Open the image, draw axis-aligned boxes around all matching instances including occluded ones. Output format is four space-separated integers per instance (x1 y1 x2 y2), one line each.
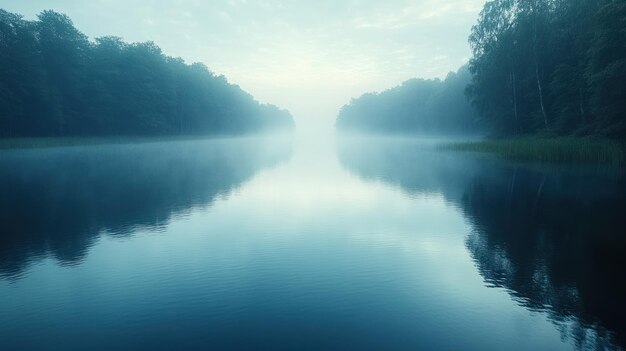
1 0 486 131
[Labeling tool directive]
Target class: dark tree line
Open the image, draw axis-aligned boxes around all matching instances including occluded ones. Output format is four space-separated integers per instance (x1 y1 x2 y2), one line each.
468 0 626 138
0 10 294 137
335 66 482 134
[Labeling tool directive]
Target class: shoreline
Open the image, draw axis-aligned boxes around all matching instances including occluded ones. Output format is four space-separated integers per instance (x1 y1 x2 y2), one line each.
441 136 625 165
0 135 222 150
0 133 292 151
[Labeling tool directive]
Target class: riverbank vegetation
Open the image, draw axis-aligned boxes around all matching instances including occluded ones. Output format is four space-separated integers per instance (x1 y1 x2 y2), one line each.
0 10 294 138
337 0 626 164
448 0 626 164
443 137 625 165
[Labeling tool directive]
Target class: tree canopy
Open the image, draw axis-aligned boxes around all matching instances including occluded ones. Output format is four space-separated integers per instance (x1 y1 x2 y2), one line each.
0 9 294 137
467 0 626 138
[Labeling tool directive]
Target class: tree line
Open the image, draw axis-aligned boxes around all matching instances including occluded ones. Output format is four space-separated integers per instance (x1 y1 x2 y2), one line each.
336 0 625 139
467 0 626 138
0 10 294 138
335 66 482 135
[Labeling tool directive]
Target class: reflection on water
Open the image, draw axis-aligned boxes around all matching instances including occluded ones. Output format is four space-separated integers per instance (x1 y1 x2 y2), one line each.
337 136 626 350
463 165 626 349
0 137 292 278
0 135 624 350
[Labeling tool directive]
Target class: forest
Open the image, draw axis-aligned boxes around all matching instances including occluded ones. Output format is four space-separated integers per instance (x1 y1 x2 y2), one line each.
337 0 626 140
468 0 626 138
0 10 294 137
335 66 481 135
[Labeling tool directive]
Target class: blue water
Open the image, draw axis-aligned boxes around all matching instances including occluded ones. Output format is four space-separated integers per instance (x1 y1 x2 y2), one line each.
0 136 624 350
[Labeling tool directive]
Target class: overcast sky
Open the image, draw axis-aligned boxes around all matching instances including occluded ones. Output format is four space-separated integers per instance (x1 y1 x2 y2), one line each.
1 0 486 131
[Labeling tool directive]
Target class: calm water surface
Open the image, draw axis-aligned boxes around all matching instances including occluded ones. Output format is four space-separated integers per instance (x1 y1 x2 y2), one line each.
0 136 624 350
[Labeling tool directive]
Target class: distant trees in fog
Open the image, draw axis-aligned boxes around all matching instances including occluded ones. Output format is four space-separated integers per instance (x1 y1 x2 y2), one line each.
335 66 482 135
0 10 294 137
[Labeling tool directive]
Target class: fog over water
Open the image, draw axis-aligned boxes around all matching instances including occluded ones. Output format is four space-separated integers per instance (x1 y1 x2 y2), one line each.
0 136 624 350
1 1 625 350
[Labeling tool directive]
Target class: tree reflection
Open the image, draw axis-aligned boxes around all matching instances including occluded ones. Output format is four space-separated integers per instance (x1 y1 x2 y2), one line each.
463 165 626 349
0 138 291 279
337 137 626 350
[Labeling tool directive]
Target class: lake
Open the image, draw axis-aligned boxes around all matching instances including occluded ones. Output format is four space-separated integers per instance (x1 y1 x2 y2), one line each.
0 136 624 350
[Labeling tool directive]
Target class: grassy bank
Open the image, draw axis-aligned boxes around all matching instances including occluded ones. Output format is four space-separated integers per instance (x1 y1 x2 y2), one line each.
0 134 268 150
442 137 625 165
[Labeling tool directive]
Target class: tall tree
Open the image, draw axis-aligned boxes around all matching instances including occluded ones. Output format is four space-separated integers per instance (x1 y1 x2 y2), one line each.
37 10 90 135
586 0 626 137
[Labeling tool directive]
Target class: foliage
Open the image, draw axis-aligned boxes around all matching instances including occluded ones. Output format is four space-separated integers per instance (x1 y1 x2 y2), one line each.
467 0 626 138
0 9 294 137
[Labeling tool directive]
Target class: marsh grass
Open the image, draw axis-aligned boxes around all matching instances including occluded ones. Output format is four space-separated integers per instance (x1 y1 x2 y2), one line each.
442 137 625 165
